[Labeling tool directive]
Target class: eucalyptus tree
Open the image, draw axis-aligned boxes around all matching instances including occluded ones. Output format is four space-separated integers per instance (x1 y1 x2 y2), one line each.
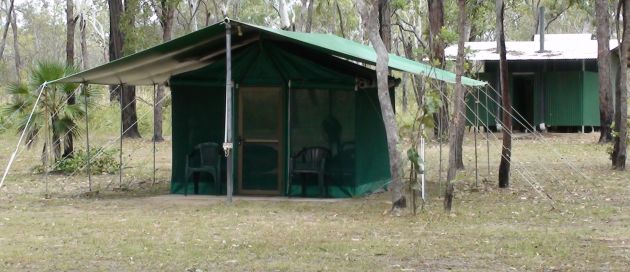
357 0 406 212
445 0 468 211
150 0 179 142
108 0 141 138
496 0 511 188
612 0 629 170
596 0 613 143
0 0 15 61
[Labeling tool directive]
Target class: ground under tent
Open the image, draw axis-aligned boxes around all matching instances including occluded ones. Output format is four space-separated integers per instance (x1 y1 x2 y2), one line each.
48 19 486 199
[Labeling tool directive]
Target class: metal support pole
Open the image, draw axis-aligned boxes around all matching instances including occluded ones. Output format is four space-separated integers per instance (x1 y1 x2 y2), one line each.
420 125 426 203
0 83 46 189
84 84 92 192
119 84 123 188
224 19 234 203
438 93 443 190
286 80 292 196
152 84 157 186
474 90 479 188
44 88 50 197
485 88 490 176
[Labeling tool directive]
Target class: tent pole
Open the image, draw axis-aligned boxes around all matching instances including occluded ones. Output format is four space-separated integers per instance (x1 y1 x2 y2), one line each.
420 124 426 204
438 89 443 191
83 84 92 192
474 89 479 188
485 87 490 177
224 18 234 203
44 86 50 198
119 84 123 188
286 80 291 196
152 84 157 186
0 83 47 190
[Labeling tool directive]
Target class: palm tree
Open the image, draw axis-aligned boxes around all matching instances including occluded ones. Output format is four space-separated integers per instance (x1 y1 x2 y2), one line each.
3 61 94 165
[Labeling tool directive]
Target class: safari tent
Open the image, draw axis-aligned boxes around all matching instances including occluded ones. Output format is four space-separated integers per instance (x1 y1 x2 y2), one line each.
54 19 485 198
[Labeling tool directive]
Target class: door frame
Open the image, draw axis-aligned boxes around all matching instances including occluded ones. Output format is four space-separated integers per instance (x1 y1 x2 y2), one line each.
237 86 284 195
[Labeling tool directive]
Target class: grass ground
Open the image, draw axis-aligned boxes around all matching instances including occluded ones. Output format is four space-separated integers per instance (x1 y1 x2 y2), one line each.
0 130 629 271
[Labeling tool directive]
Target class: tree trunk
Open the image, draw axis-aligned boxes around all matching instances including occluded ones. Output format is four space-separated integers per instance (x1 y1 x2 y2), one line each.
357 0 405 212
121 85 142 138
612 0 629 170
278 0 290 30
80 14 89 69
10 9 20 79
108 0 141 138
108 0 124 102
0 0 15 61
305 0 314 33
51 115 62 160
378 0 391 51
497 0 512 188
445 0 467 212
427 0 448 139
66 0 76 66
401 35 424 107
335 0 345 38
153 0 175 142
597 0 614 143
63 0 77 159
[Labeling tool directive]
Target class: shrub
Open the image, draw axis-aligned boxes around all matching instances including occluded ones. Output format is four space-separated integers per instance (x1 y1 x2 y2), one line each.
53 147 120 174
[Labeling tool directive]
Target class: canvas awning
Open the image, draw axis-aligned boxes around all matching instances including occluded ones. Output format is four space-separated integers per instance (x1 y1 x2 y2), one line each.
52 19 486 87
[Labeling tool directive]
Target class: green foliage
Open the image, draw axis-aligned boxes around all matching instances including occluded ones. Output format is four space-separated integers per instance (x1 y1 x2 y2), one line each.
52 147 120 175
2 61 98 160
607 118 630 158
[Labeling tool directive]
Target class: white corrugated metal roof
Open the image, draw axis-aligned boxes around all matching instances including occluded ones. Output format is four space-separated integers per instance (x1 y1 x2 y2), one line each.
445 34 619 61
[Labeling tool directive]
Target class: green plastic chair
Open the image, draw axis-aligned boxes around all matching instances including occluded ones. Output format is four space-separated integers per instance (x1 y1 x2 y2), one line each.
185 142 222 195
288 147 330 198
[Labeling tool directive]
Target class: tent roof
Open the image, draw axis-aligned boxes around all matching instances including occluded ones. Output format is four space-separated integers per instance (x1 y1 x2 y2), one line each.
446 34 619 61
53 19 486 87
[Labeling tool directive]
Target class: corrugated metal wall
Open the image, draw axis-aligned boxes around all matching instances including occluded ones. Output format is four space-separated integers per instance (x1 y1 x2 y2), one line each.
544 72 584 126
582 72 601 126
478 60 602 128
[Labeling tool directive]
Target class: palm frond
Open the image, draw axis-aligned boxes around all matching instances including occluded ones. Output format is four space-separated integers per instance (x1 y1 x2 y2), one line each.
62 104 86 120
29 61 66 87
54 116 83 139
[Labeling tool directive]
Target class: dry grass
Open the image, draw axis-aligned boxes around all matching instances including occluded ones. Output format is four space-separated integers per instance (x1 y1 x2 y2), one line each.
1 131 629 271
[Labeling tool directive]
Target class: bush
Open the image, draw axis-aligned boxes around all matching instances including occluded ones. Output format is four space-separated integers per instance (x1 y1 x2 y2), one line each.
53 147 120 174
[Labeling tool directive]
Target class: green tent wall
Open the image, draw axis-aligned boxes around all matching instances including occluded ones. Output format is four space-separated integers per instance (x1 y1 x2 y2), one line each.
169 40 391 197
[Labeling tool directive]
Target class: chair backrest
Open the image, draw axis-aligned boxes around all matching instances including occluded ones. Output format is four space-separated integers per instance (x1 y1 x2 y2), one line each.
295 147 330 166
195 142 221 166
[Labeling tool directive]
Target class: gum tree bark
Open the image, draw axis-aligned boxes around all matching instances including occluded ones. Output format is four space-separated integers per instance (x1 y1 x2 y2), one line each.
496 0 512 188
63 0 79 158
357 0 406 212
108 0 141 138
0 0 15 61
428 0 449 139
612 0 629 170
596 0 613 143
151 0 177 142
445 0 467 211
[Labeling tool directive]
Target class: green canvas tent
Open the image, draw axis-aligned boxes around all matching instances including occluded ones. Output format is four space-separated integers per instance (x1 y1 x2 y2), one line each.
54 19 486 198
